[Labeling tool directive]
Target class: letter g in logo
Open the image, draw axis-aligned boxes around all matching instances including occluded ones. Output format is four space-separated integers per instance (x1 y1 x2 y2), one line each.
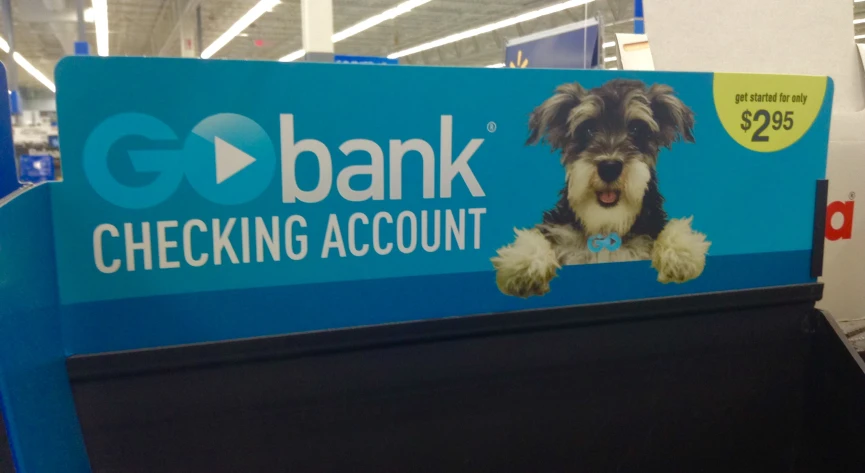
83 113 184 209
83 112 276 209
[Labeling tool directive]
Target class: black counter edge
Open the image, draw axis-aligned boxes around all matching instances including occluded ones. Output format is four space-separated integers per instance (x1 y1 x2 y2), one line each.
817 309 865 373
67 283 824 382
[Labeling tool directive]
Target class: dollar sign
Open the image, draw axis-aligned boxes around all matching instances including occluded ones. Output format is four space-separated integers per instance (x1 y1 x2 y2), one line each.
741 110 752 131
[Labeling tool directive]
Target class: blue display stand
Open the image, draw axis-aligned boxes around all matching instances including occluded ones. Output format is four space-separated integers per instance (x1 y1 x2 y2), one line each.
1 58 861 472
0 63 19 201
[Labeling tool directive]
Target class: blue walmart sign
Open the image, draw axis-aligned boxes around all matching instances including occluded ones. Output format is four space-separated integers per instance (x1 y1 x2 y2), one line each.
505 19 600 69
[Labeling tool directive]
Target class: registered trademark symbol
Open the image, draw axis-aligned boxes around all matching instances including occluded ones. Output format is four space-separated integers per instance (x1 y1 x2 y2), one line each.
487 121 497 133
850 191 856 201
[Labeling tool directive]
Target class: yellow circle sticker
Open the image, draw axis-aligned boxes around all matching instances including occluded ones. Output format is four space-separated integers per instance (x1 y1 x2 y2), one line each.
713 73 827 153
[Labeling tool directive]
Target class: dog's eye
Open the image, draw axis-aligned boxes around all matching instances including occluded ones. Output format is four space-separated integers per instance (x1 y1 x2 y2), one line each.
577 120 597 142
628 121 649 139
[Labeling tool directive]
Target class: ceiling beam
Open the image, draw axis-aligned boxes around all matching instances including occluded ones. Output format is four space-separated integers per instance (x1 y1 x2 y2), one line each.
150 0 207 56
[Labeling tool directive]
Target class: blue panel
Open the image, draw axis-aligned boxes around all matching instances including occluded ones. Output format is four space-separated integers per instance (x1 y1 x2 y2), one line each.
0 186 91 472
334 55 398 65
63 250 813 354
505 22 600 69
18 154 56 183
74 41 90 56
8 90 19 115
0 63 18 200
634 0 645 33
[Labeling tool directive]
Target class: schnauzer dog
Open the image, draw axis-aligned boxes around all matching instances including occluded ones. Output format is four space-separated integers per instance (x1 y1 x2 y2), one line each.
492 79 711 298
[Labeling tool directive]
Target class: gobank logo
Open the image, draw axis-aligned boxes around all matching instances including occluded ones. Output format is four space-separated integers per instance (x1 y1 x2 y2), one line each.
83 113 276 209
80 111 490 278
83 113 484 209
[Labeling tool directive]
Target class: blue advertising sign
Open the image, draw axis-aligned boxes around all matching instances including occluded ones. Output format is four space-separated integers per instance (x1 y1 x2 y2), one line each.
334 55 398 65
46 57 832 354
505 20 599 69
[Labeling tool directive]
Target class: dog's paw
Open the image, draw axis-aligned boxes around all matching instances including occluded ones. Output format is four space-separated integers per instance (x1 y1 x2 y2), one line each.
652 217 711 284
491 228 560 297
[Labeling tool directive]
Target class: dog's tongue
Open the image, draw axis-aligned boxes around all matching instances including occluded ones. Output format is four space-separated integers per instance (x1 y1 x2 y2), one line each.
599 191 617 204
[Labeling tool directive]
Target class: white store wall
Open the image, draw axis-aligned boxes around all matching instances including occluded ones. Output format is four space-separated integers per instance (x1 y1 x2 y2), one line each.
647 0 865 322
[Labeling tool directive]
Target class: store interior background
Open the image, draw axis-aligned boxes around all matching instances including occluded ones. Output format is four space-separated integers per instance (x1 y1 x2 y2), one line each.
2 1 865 472
6 0 865 115
4 0 633 122
4 0 865 113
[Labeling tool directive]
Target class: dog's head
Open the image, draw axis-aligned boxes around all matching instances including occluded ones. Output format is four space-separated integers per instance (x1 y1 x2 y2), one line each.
528 79 694 235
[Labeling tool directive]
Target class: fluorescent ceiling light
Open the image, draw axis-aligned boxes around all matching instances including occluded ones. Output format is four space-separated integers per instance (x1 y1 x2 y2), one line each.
388 0 595 59
486 63 505 68
92 0 109 56
857 0 865 3
607 67 618 70
855 18 865 24
0 34 56 92
84 7 95 23
12 52 56 93
856 33 865 39
279 49 306 62
333 0 431 42
280 0 430 62
279 49 304 62
603 41 615 48
604 56 617 63
201 0 280 59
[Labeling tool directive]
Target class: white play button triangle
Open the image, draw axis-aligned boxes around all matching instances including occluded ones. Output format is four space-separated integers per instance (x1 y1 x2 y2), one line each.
215 136 256 184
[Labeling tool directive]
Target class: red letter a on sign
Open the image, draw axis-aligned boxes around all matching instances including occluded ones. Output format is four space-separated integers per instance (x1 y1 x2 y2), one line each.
826 201 854 241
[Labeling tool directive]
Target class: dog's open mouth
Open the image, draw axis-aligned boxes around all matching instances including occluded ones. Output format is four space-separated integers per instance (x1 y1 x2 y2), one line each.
596 190 620 207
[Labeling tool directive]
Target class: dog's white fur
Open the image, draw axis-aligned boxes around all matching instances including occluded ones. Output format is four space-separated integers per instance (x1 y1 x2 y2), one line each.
652 216 711 283
567 158 651 235
494 229 561 297
493 218 709 297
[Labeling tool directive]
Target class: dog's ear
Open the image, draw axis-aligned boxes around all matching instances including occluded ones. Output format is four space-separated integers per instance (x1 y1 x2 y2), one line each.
648 84 695 149
527 82 589 151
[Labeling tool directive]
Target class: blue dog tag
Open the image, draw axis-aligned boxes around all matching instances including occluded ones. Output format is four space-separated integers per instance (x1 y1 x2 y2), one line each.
587 232 622 253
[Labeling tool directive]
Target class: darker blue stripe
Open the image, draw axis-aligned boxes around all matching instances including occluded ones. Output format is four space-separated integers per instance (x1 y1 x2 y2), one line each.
62 250 813 355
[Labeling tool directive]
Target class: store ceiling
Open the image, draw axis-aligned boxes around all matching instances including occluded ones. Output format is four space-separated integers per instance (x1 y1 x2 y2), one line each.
5 0 865 93
4 0 638 92
857 0 865 42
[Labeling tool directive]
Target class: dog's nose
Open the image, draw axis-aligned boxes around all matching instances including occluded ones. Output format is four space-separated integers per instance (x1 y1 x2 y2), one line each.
597 160 623 183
